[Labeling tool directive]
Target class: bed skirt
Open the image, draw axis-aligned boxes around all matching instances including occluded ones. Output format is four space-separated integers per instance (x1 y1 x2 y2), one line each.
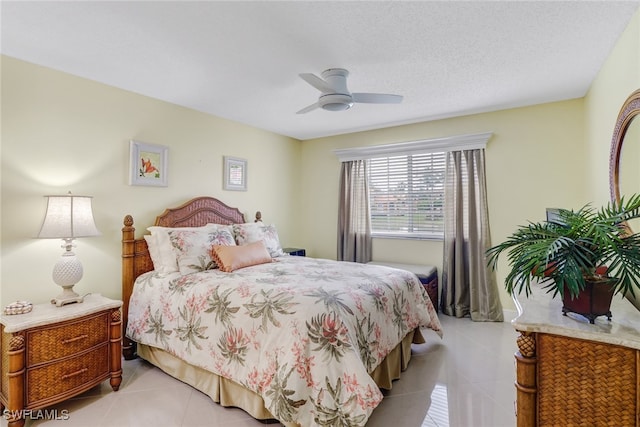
136 327 425 426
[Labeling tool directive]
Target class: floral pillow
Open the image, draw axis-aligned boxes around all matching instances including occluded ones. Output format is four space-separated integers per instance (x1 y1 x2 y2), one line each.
145 224 217 274
168 226 236 275
232 222 285 257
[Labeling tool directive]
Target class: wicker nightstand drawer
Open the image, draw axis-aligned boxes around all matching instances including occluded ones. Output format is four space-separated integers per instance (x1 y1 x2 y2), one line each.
26 312 109 366
26 343 109 407
0 295 123 427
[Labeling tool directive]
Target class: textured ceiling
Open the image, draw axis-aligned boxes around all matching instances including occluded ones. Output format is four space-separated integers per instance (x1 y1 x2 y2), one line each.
2 1 639 140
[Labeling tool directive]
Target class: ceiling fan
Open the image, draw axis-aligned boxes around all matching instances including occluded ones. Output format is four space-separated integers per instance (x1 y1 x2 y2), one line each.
296 68 403 114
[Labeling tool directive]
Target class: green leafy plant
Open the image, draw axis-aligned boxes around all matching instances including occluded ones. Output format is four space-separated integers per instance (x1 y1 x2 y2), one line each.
487 195 640 299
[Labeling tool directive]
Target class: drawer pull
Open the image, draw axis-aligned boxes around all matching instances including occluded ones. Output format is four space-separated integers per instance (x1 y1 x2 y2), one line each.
61 368 88 380
62 334 88 345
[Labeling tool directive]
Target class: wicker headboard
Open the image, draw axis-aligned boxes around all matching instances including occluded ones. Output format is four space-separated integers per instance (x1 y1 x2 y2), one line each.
121 196 247 359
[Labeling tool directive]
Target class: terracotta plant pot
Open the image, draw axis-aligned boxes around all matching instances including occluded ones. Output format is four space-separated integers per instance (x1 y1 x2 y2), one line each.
562 278 616 324
532 261 557 277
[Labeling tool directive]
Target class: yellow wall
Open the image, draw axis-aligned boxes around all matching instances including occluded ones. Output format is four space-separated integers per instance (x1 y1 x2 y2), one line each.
583 8 640 310
585 7 640 205
299 8 640 311
1 56 301 306
1 8 638 312
300 99 586 309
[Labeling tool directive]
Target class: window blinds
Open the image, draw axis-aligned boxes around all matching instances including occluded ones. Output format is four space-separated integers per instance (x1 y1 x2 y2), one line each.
369 152 446 237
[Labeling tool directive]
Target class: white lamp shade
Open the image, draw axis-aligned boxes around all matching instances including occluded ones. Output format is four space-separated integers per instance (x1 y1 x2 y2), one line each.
38 194 101 238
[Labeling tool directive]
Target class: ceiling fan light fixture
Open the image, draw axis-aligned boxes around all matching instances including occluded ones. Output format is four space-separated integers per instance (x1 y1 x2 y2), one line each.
319 93 353 111
297 68 402 114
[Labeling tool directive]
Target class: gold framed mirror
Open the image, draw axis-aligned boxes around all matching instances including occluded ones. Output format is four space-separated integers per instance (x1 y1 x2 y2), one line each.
610 89 640 220
609 89 640 310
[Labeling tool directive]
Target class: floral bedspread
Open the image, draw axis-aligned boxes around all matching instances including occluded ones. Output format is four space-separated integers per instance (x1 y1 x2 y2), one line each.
127 256 442 426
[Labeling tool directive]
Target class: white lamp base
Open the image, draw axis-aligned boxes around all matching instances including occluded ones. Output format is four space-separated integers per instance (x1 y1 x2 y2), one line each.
51 286 86 307
51 244 86 307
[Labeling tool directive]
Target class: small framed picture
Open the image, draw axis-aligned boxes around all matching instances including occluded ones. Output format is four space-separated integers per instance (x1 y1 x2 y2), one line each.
223 156 247 191
129 140 168 187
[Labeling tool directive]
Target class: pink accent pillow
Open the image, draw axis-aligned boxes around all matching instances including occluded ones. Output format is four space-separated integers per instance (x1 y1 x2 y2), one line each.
211 240 273 272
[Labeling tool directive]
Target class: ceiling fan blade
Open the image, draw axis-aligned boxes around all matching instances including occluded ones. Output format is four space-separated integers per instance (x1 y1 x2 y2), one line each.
296 102 320 114
352 93 403 104
299 73 333 93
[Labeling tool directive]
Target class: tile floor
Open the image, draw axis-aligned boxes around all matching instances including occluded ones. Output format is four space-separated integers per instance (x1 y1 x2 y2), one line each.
4 311 519 427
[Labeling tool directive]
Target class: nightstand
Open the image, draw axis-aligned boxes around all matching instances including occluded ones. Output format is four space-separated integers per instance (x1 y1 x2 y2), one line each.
283 247 306 257
0 294 122 427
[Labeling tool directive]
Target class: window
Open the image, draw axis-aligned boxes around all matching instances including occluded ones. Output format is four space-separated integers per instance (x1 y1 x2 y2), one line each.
333 131 492 241
368 152 445 239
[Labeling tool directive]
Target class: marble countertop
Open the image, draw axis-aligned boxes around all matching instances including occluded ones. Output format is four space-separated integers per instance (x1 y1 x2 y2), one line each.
512 285 640 350
1 293 122 333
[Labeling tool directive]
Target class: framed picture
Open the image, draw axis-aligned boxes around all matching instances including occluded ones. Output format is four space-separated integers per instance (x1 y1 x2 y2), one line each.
223 156 247 191
129 140 168 187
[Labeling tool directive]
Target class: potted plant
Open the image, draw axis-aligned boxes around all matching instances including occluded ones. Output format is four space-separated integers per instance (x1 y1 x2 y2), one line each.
487 195 640 323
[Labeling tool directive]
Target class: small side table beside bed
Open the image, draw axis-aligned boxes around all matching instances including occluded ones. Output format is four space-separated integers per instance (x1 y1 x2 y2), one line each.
283 247 306 257
0 294 122 427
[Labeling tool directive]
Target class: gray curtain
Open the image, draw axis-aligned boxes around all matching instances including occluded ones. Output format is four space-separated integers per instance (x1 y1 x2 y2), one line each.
337 160 372 263
441 149 503 321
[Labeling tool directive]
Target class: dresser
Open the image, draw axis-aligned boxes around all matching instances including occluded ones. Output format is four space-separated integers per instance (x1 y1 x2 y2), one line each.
512 287 640 426
0 295 122 427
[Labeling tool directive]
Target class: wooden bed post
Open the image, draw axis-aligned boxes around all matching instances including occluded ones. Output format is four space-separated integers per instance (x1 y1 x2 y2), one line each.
121 215 136 360
120 198 246 361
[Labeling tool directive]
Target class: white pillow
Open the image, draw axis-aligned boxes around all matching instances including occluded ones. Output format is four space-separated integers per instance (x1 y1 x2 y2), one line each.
168 226 236 275
232 222 285 257
147 223 219 274
144 235 163 272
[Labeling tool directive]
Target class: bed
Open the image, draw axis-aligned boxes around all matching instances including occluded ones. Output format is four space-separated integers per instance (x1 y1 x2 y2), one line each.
121 196 442 426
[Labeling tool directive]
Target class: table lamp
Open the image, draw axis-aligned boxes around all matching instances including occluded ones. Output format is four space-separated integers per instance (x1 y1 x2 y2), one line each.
37 193 101 306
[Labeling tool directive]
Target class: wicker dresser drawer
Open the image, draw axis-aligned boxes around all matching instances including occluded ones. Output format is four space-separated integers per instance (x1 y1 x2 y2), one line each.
513 287 640 427
26 343 109 407
26 312 109 366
